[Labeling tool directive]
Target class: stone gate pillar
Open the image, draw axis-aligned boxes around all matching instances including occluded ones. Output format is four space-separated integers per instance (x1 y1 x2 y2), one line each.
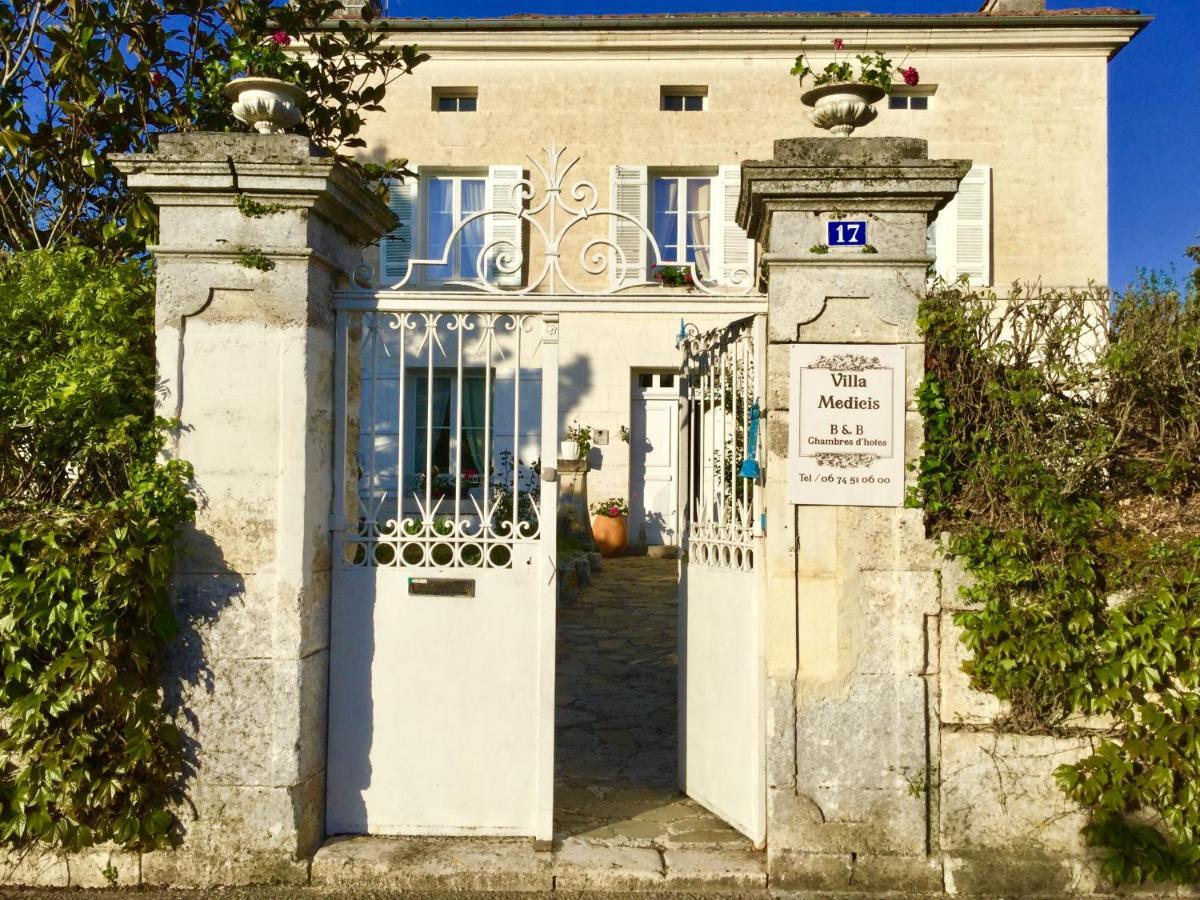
116 134 394 885
738 138 969 892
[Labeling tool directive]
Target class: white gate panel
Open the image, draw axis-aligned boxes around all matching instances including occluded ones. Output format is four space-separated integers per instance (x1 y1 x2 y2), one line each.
327 561 546 835
680 563 765 841
678 315 766 846
327 309 557 840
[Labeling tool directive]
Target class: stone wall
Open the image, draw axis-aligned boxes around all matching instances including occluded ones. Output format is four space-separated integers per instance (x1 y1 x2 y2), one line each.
739 137 1149 897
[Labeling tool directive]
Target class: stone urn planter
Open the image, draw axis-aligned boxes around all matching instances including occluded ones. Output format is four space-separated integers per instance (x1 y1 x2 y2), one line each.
224 77 306 134
801 81 887 136
591 514 628 558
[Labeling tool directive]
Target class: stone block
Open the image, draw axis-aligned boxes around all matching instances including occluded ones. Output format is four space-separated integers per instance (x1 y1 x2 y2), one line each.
940 551 980 610
139 846 309 888
662 846 766 890
939 615 1007 725
66 843 141 888
554 840 665 890
311 835 552 891
855 570 940 676
794 673 930 855
0 846 70 887
939 731 1100 894
846 505 939 572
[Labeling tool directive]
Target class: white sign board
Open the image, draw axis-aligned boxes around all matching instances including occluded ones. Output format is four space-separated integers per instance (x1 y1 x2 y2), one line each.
788 344 906 507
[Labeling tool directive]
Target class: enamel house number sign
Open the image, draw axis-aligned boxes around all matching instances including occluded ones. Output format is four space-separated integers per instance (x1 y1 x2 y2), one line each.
788 344 906 507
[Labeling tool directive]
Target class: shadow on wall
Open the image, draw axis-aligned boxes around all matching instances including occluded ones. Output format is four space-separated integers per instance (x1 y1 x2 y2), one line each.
160 516 245 809
558 352 595 465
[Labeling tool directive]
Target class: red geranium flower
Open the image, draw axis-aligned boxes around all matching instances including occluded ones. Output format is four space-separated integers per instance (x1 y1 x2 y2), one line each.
148 71 163 88
902 66 920 86
271 30 292 46
609 506 620 517
832 38 845 50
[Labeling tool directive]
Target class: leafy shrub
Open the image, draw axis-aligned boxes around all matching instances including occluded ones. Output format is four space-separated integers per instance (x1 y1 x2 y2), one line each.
0 247 194 850
913 269 1200 884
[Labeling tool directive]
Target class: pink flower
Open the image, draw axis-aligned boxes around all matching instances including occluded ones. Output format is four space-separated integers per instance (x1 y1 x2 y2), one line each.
271 30 292 46
609 506 620 517
902 66 920 86
832 38 845 50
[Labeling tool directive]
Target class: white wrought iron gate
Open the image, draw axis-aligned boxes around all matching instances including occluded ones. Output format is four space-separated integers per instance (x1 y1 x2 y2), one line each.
677 314 767 846
326 304 559 839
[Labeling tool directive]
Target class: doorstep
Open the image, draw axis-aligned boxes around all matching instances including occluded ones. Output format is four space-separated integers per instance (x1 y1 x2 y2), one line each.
310 835 767 892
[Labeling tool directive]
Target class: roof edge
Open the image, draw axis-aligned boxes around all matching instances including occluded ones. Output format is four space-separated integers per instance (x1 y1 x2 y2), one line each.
322 11 1151 32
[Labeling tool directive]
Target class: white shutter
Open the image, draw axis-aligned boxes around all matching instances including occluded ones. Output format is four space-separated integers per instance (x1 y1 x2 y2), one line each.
381 174 418 283
610 165 648 288
714 164 755 287
932 164 992 287
486 165 525 287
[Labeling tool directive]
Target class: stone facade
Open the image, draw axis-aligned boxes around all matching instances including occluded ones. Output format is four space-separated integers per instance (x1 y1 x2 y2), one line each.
738 137 1145 896
109 134 394 887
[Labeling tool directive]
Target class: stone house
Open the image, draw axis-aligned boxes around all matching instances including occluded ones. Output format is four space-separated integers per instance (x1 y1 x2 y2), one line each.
10 0 1156 893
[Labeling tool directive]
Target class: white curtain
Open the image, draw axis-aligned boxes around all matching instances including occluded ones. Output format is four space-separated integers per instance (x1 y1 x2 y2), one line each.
689 179 712 279
459 179 486 281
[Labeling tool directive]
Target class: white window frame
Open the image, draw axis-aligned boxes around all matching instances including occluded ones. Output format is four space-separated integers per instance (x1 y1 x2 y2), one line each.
649 171 715 271
419 171 488 286
405 369 492 481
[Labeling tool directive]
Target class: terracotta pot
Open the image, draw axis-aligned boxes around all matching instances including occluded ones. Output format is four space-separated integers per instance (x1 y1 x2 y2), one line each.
591 514 628 558
800 81 887 137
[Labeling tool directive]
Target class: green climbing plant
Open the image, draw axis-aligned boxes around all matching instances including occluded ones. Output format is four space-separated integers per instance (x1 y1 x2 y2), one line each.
911 262 1200 885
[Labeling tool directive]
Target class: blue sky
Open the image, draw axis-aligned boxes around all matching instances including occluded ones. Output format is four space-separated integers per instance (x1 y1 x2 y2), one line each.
384 0 1197 291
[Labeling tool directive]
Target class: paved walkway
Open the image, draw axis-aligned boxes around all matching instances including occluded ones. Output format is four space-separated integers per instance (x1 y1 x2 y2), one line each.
554 556 748 850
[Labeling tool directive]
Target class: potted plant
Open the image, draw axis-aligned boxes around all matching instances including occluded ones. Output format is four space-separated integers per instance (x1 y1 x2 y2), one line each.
560 421 592 462
653 265 697 290
590 497 630 558
221 31 307 134
791 38 920 136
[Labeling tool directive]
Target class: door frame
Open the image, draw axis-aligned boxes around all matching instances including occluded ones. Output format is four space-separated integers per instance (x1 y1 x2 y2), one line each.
628 369 681 546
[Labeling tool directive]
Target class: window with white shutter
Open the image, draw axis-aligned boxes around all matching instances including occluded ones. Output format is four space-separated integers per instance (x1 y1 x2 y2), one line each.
714 164 755 287
611 165 648 288
485 165 525 288
381 175 418 282
931 164 992 287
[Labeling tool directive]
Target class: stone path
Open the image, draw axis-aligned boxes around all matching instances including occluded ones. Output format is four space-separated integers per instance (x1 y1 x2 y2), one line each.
554 556 748 851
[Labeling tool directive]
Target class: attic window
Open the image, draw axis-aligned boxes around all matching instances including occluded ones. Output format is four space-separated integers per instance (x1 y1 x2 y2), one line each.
888 86 935 111
661 86 707 111
434 88 478 112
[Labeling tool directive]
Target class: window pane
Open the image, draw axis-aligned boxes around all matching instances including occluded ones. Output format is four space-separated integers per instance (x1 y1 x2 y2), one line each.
888 95 907 110
425 178 454 281
458 179 486 280
437 96 457 112
652 178 680 262
458 96 477 112
910 96 929 110
662 94 683 111
660 373 675 388
639 373 654 388
683 94 703 111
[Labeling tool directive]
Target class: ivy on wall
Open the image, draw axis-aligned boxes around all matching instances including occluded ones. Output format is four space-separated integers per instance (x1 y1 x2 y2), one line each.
0 248 194 850
912 268 1200 885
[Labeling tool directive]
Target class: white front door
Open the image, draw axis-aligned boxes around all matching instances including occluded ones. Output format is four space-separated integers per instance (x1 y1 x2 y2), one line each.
630 373 679 546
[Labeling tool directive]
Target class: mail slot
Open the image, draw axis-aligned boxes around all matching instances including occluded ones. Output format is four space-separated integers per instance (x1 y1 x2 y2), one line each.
408 577 475 598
